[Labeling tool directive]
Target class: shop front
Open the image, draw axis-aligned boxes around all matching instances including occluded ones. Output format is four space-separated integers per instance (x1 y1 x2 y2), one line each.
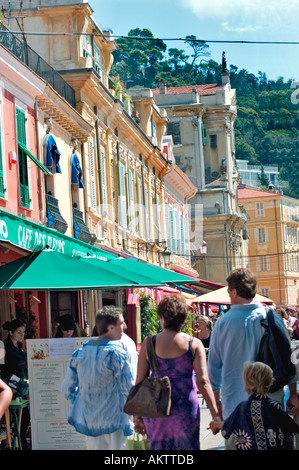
0 208 118 341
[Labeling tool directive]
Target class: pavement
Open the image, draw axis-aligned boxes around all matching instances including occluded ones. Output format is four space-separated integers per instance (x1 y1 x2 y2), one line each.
199 396 225 450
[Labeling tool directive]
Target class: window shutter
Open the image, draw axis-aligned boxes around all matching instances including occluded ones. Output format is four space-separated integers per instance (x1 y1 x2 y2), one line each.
100 150 108 217
184 216 189 259
144 186 149 240
128 169 135 232
137 176 144 238
170 205 175 253
16 107 30 207
16 108 27 145
165 201 170 248
180 213 184 256
256 257 261 272
118 162 127 228
266 255 271 271
156 194 161 243
89 139 97 211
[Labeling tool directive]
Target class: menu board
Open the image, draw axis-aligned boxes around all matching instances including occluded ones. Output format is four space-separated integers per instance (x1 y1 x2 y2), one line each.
27 337 90 450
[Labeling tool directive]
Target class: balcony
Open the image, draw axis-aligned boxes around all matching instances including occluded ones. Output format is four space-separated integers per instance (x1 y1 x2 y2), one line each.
73 207 97 245
46 194 68 234
0 23 76 108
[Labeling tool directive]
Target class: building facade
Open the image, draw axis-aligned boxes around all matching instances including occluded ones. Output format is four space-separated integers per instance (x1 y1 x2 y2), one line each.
238 184 299 307
152 67 248 284
0 0 198 339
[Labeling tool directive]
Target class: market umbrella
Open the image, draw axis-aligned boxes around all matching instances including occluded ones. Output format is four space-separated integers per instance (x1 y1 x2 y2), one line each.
104 257 199 286
0 250 151 291
193 286 274 305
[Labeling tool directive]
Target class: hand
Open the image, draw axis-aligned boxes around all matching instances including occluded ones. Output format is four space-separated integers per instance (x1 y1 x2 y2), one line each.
134 417 147 435
208 419 223 435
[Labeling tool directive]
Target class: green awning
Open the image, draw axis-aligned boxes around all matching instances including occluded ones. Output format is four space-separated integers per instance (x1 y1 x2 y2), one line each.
84 256 169 287
18 143 53 175
0 250 145 291
0 209 115 260
106 257 199 286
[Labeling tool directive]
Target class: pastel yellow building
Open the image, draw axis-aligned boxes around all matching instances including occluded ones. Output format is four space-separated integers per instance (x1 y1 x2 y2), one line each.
238 185 299 307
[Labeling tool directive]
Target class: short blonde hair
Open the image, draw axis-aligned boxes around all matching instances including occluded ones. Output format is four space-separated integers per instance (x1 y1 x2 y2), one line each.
243 362 274 395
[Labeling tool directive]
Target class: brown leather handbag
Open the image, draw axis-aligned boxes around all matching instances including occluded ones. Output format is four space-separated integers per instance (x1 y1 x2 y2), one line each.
124 335 171 418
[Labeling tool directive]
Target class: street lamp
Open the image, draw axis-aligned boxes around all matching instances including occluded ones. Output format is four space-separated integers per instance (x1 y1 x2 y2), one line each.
199 240 207 255
162 247 171 267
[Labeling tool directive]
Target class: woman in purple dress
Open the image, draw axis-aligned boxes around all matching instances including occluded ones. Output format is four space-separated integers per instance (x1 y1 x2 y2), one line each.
134 294 220 450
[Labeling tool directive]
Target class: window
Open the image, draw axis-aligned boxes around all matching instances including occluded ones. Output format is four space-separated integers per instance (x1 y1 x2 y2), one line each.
167 122 181 145
210 134 217 148
83 34 89 58
256 202 264 217
255 227 268 243
151 117 157 146
93 44 102 77
16 107 30 208
261 287 269 298
256 255 270 272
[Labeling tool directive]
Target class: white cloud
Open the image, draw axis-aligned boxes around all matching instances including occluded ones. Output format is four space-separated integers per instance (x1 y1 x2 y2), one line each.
180 0 299 32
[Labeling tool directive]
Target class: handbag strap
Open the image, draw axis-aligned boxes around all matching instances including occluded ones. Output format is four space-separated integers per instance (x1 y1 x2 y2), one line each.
147 335 161 378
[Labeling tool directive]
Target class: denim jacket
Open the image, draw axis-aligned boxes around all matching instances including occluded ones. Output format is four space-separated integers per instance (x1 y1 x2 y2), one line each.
61 338 134 437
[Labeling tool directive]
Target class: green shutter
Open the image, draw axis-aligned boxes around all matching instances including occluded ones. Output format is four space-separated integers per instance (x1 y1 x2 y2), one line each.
16 107 30 207
180 212 184 256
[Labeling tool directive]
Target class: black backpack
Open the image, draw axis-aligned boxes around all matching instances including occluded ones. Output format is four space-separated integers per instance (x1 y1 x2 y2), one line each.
257 308 296 393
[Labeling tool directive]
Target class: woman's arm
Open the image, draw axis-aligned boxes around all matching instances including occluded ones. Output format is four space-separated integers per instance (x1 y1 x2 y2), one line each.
0 379 12 417
133 338 150 435
192 338 220 420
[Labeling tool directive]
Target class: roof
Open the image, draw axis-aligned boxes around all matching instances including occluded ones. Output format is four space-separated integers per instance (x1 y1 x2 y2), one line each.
152 84 224 96
238 187 281 199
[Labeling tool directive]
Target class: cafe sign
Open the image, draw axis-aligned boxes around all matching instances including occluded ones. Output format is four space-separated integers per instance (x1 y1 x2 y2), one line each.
0 209 114 261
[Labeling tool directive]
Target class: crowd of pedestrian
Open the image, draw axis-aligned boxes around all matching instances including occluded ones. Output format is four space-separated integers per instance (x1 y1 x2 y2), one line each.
0 268 298 451
60 267 299 451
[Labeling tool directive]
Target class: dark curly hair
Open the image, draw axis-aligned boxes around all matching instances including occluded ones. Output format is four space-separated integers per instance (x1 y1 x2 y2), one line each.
157 294 188 331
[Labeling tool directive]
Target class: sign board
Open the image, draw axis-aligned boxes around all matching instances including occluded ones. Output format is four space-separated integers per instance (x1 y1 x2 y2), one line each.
27 337 91 450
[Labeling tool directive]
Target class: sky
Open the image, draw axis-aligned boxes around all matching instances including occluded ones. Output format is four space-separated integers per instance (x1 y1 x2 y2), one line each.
91 0 299 84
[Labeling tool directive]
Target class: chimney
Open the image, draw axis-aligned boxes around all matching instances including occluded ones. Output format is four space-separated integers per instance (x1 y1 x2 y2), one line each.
159 79 167 94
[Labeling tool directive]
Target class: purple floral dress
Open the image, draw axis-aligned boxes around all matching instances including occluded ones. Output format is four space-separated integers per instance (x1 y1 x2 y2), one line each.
143 338 200 450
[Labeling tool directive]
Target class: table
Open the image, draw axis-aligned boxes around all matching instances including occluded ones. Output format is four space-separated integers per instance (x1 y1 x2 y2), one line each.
9 399 30 450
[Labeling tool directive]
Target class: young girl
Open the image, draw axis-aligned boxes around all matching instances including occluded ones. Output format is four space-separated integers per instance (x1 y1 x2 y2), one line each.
209 361 299 450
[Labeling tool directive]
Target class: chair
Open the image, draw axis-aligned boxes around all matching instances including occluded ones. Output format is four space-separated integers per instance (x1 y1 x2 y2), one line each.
0 408 12 449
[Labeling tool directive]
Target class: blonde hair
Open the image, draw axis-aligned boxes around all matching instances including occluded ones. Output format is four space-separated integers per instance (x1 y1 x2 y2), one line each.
198 315 213 332
243 362 273 395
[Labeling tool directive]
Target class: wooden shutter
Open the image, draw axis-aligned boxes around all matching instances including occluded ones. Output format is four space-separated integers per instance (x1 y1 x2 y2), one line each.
100 149 108 217
89 139 97 211
128 169 135 232
118 162 127 228
137 176 144 237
